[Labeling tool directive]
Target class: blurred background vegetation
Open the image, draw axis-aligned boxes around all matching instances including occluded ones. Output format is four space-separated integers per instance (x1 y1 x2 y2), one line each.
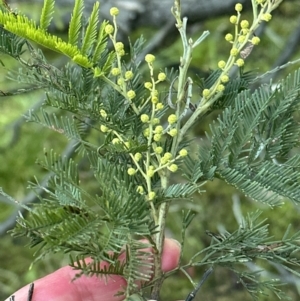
1 0 300 300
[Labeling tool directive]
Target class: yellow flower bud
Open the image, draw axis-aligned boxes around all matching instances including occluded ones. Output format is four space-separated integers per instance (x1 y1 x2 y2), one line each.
117 78 124 86
168 164 178 172
110 7 119 16
168 128 178 137
216 84 225 92
202 89 210 98
100 125 109 133
137 186 144 194
251 36 260 45
163 152 173 161
145 54 155 63
112 138 120 144
151 118 160 125
147 169 155 177
179 149 188 157
134 153 142 161
127 168 136 175
105 24 114 34
100 109 107 118
125 70 133 80
230 47 239 56
235 3 243 12
220 75 229 83
154 133 162 142
218 60 226 69
156 103 164 110
238 35 246 43
148 191 156 200
154 146 163 154
229 15 238 24
240 20 249 29
115 42 124 51
124 141 131 149
144 82 152 89
143 128 150 137
168 114 177 124
140 114 149 123
154 125 164 134
235 58 245 67
111 67 120 76
127 90 136 100
158 72 166 81
151 96 159 104
225 33 233 42
262 13 272 22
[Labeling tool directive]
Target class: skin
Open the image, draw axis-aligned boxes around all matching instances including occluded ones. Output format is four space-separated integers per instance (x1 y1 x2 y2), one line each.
6 239 181 301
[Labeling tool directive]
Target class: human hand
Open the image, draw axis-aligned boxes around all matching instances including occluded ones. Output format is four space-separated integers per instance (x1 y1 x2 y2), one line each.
6 238 181 301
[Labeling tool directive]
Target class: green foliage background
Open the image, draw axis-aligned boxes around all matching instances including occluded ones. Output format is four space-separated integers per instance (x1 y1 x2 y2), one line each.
1 1 300 300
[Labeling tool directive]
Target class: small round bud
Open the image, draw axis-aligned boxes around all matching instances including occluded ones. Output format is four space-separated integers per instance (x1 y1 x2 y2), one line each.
110 7 119 16
151 96 159 104
163 152 173 161
145 54 155 63
235 58 245 67
168 128 178 137
251 36 260 45
127 168 136 175
105 24 114 34
151 118 160 125
124 141 131 149
111 67 121 76
241 28 249 35
154 146 163 154
148 191 156 200
218 60 226 69
147 169 155 177
118 49 125 56
112 138 120 144
152 90 159 97
137 186 144 194
202 89 210 98
134 153 142 161
154 125 163 134
168 164 178 172
158 72 166 81
156 103 164 110
220 75 229 83
225 33 233 42
235 3 243 12
216 84 225 92
168 114 177 124
125 70 133 80
238 35 246 43
100 109 107 118
143 128 150 137
240 20 249 29
111 138 121 145
115 42 124 51
144 82 152 89
229 15 238 24
140 114 149 123
100 125 109 133
179 149 188 157
154 133 162 142
127 90 136 100
230 47 239 56
117 78 124 86
262 13 272 22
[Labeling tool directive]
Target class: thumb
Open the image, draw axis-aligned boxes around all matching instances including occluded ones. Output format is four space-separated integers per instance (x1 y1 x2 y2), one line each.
6 238 181 301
